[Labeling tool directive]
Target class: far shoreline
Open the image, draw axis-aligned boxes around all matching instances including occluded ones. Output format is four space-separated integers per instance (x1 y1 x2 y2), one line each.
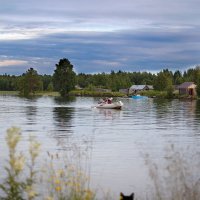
0 90 198 100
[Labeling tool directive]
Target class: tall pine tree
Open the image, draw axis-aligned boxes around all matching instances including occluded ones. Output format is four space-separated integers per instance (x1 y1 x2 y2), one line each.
53 58 76 97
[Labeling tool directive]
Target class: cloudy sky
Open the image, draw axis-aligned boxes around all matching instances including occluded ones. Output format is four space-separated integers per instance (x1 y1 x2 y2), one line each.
0 0 200 75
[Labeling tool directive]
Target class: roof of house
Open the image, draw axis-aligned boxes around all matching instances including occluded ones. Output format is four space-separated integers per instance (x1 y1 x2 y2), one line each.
129 85 147 90
178 82 196 89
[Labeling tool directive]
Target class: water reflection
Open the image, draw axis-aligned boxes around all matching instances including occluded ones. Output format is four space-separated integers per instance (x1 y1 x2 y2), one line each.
18 95 39 102
54 96 76 105
52 96 75 132
153 99 173 119
25 106 37 124
95 108 121 120
52 106 75 148
193 100 200 133
195 100 200 117
53 107 74 131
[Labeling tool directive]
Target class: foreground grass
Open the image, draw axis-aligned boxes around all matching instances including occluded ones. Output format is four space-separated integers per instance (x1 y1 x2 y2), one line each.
0 127 95 200
1 127 200 200
144 144 200 200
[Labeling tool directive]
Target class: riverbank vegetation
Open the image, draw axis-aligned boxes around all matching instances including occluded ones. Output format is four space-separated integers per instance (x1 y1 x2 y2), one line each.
139 90 168 98
69 90 124 97
0 58 200 98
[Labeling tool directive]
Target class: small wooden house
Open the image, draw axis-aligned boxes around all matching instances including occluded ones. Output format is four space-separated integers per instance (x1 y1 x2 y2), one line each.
129 85 153 94
178 82 197 96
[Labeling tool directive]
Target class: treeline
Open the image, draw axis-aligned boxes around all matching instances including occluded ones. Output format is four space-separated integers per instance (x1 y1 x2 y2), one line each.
0 74 52 91
1 62 200 93
77 67 200 91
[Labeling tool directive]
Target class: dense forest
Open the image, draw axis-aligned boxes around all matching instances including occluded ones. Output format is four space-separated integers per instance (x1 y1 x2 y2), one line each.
0 65 200 93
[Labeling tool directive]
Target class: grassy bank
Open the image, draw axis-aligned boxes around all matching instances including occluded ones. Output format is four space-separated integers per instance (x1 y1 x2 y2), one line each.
0 91 19 95
0 91 59 97
139 90 168 98
139 90 198 99
35 91 60 96
0 90 198 100
0 90 124 97
69 90 124 97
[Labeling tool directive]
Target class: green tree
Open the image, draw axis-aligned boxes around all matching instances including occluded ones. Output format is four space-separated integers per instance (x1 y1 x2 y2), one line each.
18 68 42 96
53 58 76 97
41 74 52 91
0 74 17 91
47 82 54 91
173 70 183 85
196 78 200 97
153 71 173 91
195 67 200 97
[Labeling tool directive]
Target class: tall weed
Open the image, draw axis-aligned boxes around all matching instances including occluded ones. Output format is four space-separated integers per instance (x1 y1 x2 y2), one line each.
0 127 95 200
144 144 200 200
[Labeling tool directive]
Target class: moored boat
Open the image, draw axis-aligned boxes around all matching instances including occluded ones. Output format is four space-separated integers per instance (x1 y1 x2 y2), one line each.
132 95 147 99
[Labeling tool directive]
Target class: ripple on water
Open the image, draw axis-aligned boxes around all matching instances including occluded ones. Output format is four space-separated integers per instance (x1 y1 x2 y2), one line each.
1 96 200 198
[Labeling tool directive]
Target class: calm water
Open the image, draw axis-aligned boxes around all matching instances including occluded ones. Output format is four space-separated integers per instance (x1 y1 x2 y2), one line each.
1 95 200 198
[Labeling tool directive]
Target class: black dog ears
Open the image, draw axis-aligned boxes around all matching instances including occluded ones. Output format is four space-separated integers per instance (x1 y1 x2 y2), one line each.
120 192 134 200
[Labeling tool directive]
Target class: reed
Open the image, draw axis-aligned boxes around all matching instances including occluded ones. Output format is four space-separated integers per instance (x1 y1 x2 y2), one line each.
0 127 40 200
144 144 200 200
2 127 199 200
0 127 96 200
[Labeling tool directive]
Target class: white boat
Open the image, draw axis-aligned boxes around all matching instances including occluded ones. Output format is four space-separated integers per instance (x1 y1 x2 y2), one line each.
94 100 123 109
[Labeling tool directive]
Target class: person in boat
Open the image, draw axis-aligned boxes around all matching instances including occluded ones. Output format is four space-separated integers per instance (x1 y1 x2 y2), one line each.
98 97 113 104
98 97 108 104
107 97 113 104
98 98 104 104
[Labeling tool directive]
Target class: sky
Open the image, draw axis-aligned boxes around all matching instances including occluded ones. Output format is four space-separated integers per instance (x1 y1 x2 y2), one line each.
0 0 200 75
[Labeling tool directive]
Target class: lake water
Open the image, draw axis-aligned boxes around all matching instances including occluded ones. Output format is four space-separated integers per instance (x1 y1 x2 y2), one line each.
0 95 200 199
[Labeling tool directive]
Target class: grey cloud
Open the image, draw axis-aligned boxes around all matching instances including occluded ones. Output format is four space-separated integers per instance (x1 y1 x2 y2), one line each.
1 26 200 74
1 0 200 27
0 0 200 74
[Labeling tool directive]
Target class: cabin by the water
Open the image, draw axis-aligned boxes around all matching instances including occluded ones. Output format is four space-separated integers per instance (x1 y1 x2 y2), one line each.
178 82 197 97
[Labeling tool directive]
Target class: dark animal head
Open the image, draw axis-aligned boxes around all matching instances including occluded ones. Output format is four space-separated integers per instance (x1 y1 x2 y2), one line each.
120 192 134 200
